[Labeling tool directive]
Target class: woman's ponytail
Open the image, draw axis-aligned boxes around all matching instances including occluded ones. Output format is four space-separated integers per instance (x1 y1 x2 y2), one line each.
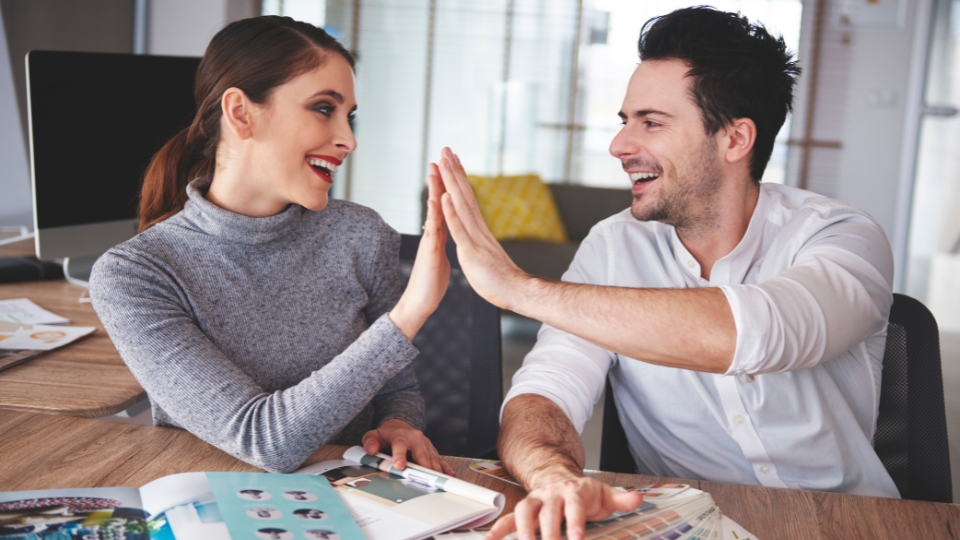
138 124 204 231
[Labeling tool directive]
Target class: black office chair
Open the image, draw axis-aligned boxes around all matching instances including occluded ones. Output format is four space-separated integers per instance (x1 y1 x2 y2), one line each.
600 293 953 502
873 293 952 502
397 234 503 459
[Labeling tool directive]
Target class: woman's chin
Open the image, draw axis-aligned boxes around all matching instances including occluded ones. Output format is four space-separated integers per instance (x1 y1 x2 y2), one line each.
300 193 329 212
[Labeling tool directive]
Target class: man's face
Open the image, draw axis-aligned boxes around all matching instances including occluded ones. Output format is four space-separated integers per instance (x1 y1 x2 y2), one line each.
610 59 724 229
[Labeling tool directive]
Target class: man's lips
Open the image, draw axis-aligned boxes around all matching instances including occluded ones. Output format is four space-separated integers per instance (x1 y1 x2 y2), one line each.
628 171 660 194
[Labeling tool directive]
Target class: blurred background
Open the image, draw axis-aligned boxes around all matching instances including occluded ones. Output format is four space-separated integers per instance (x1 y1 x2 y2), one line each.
1 0 959 494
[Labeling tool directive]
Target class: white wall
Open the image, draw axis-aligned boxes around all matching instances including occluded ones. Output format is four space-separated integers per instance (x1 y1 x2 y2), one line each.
148 0 254 56
790 0 935 292
0 6 33 228
834 0 934 293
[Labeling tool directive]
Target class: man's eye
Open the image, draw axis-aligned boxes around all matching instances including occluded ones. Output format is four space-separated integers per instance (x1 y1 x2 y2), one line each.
645 120 661 128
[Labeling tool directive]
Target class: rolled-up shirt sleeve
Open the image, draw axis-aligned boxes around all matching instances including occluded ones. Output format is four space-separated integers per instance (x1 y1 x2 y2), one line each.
502 226 616 433
719 208 894 377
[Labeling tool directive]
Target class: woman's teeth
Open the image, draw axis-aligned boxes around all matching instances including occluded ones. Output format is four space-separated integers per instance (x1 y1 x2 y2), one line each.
629 172 660 183
307 157 339 174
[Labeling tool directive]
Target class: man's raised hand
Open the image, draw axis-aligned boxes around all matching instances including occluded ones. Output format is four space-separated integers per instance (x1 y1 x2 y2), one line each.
432 147 530 311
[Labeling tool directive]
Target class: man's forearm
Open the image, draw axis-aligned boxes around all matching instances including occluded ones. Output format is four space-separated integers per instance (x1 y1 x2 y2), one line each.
498 394 586 490
508 277 736 374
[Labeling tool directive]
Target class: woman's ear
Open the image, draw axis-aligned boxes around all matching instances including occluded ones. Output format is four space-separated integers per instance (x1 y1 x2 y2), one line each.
723 117 756 165
221 87 255 140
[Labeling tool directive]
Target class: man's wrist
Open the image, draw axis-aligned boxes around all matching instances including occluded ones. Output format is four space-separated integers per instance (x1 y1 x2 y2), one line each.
523 458 584 491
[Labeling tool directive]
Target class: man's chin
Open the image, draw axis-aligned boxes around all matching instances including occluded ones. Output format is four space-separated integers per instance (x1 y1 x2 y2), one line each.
631 199 673 224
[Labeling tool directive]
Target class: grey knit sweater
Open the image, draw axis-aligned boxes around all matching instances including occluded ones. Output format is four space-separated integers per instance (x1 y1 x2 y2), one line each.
89 180 424 473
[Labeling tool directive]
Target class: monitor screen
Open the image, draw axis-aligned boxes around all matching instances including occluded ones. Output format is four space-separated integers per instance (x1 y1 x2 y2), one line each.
27 50 199 259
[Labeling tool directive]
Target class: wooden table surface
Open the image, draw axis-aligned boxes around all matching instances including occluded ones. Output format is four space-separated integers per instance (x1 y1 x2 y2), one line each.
0 239 145 417
2 409 958 539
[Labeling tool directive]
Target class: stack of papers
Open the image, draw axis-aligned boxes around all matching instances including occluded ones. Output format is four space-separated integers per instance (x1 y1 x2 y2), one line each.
0 298 70 325
0 299 94 372
585 483 757 540
441 483 758 540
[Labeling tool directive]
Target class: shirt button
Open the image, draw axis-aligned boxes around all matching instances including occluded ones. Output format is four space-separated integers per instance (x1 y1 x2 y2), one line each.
760 466 771 475
733 415 744 424
687 260 696 268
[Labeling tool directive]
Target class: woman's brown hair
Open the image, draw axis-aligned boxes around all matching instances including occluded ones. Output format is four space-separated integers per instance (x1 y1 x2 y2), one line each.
138 16 354 231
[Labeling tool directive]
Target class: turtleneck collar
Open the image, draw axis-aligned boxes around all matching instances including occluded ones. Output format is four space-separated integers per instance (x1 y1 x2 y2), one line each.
181 178 305 245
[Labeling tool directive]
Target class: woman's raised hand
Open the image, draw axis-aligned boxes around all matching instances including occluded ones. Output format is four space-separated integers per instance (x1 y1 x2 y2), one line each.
389 167 450 341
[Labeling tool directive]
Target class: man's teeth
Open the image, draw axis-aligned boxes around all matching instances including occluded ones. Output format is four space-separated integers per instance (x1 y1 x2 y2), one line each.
307 157 339 173
629 172 659 182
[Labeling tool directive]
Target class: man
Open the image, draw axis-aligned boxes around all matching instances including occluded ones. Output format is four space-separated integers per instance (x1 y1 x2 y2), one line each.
432 6 899 540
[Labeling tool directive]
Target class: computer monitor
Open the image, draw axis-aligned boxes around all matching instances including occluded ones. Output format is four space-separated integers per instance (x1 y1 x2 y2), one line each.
27 50 200 283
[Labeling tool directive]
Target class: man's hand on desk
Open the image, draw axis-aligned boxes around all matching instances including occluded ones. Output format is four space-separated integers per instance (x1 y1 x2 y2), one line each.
485 473 644 540
361 418 455 476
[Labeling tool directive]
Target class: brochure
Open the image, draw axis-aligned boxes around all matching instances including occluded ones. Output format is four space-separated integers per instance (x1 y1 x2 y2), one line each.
296 447 505 540
0 472 364 540
0 299 70 326
0 321 95 372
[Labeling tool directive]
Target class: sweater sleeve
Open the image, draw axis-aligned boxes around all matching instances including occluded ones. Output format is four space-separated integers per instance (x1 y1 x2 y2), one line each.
89 247 420 473
361 220 426 431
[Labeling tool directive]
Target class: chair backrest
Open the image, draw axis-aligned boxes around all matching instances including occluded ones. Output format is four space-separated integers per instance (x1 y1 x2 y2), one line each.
599 379 637 474
600 293 953 502
397 234 503 459
874 293 952 502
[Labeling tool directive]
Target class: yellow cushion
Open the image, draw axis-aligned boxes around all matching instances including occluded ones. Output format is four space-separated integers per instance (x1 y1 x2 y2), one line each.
467 174 568 243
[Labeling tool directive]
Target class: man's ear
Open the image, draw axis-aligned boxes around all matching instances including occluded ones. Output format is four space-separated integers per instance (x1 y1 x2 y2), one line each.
722 117 756 165
221 87 255 140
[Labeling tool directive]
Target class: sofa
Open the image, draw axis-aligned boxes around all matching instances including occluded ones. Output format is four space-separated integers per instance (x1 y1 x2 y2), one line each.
423 183 632 281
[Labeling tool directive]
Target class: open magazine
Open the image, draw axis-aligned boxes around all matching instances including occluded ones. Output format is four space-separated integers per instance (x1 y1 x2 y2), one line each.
296 447 505 540
0 472 364 540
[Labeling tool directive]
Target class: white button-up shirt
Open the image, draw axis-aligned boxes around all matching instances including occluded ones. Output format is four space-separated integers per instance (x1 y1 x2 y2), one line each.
504 183 900 498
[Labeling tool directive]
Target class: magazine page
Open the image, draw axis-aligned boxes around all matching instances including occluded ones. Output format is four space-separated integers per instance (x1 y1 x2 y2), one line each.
297 458 500 540
0 321 95 372
140 472 364 540
0 487 148 540
341 447 505 515
0 322 94 351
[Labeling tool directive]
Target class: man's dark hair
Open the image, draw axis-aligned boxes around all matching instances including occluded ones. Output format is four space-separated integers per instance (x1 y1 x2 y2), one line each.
638 6 800 183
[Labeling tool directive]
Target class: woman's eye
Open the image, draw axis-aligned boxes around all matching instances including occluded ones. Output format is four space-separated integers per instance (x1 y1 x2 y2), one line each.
313 104 334 116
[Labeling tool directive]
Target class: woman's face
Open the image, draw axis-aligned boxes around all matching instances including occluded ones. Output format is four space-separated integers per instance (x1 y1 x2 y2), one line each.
250 54 357 212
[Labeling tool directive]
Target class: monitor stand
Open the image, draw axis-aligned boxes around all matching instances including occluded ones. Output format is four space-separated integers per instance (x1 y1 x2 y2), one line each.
63 255 100 287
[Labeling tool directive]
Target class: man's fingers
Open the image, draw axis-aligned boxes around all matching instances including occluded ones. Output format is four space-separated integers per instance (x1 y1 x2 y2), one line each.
538 497 565 540
514 498 542 540
441 192 474 248
610 490 645 513
563 492 587 540
437 155 486 238
485 513 517 540
441 459 456 477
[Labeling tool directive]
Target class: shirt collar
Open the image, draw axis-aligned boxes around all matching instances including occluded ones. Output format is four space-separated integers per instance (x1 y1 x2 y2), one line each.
670 186 771 285
181 178 305 245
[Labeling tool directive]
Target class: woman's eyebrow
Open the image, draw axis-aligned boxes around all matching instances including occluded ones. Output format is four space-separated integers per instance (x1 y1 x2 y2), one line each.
308 89 344 103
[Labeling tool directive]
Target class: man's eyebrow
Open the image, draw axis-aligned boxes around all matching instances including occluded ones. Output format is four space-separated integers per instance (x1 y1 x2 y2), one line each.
309 89 344 103
619 108 675 119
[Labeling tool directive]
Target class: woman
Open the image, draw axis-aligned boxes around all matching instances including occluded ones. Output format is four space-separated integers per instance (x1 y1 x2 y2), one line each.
89 16 452 474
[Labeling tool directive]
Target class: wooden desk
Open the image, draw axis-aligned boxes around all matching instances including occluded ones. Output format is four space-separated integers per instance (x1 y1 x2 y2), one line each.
0 240 145 417
2 409 958 539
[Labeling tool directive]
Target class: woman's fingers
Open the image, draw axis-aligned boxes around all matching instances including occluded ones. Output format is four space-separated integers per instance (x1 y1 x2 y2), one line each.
390 439 409 470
